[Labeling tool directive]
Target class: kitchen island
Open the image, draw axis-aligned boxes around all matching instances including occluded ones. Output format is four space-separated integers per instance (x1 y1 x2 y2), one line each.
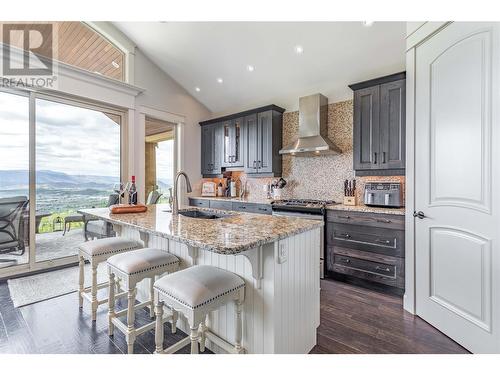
79 204 322 354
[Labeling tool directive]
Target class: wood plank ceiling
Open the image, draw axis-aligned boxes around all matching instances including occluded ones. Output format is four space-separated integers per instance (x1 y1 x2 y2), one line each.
1 21 124 81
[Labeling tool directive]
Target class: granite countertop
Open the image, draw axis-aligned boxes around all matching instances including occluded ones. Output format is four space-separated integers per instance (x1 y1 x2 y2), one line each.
189 196 273 205
79 204 322 255
327 204 405 216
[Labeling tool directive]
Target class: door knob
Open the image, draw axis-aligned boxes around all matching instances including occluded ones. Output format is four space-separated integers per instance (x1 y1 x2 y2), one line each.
413 211 426 219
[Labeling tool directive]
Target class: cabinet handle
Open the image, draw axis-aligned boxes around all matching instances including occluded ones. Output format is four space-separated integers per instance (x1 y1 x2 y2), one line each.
376 219 392 224
258 207 268 211
340 233 351 239
373 152 378 164
338 215 351 219
341 258 351 263
375 239 391 244
382 151 386 164
253 160 257 169
375 266 391 273
256 160 261 169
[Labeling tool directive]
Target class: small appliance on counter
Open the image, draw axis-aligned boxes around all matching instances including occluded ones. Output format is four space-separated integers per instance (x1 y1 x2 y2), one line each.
364 182 403 208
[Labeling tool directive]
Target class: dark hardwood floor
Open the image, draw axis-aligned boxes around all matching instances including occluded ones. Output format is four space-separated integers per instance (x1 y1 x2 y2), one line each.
311 279 469 354
0 277 468 354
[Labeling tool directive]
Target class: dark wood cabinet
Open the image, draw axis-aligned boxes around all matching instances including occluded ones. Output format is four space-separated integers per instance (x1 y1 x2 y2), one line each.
380 80 406 170
326 209 405 294
350 72 406 175
244 110 281 175
200 105 284 177
353 86 380 170
201 123 222 176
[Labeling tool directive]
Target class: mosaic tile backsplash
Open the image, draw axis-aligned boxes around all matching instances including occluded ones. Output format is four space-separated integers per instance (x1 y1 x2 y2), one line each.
194 99 405 205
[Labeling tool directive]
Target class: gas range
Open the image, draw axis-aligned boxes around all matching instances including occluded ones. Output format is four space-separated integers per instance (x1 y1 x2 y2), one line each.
271 199 337 215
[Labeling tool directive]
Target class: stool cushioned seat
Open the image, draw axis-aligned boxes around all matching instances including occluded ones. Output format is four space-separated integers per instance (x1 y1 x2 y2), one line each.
79 237 140 258
154 265 245 309
108 248 179 275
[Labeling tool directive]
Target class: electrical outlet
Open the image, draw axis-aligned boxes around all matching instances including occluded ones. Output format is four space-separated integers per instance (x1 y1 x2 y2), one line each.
278 242 287 264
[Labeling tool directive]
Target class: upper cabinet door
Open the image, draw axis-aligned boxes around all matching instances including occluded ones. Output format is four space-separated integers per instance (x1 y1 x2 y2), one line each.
353 86 380 170
257 110 273 173
244 114 259 173
222 119 232 167
222 118 244 167
379 80 406 169
213 123 223 172
231 117 244 167
201 124 214 175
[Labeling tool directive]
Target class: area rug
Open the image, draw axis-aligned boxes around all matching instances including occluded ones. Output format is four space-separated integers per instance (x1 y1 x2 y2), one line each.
7 264 108 308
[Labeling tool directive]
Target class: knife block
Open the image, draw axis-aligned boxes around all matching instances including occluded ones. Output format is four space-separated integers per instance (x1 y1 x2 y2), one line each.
343 196 356 206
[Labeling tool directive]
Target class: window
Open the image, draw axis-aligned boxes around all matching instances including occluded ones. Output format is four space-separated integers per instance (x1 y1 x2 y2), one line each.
0 88 124 274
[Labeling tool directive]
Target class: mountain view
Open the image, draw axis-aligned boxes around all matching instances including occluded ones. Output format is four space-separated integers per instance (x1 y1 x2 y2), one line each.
0 170 173 214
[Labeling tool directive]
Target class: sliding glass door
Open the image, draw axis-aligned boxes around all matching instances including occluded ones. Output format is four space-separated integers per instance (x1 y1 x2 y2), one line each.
35 97 121 263
0 89 124 276
0 91 31 270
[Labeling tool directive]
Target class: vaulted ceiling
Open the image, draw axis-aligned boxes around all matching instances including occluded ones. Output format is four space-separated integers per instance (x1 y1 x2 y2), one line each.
114 22 406 114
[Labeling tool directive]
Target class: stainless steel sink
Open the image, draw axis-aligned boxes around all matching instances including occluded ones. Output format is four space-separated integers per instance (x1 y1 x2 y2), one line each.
178 209 231 219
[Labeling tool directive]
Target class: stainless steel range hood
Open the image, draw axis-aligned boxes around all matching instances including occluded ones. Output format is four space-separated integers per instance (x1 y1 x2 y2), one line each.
279 93 341 156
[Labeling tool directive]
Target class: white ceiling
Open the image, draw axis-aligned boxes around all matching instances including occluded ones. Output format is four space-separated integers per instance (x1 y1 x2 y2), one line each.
114 22 406 115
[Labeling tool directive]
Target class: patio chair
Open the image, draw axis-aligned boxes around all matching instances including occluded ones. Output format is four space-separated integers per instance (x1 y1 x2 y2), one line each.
0 196 28 261
83 193 119 241
146 190 162 205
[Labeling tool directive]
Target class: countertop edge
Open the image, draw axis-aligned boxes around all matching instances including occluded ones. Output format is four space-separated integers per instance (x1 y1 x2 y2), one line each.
78 209 323 255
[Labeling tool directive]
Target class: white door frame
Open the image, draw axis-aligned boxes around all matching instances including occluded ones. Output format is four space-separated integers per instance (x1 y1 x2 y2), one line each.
404 22 451 314
137 105 186 204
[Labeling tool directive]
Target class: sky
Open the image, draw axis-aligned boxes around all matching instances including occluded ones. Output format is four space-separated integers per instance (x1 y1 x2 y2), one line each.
0 90 121 177
155 139 174 184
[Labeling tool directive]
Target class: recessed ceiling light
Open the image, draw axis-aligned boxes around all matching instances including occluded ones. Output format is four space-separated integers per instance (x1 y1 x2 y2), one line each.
294 45 304 54
217 78 223 83
247 65 255 72
111 61 120 68
195 87 201 92
363 21 374 27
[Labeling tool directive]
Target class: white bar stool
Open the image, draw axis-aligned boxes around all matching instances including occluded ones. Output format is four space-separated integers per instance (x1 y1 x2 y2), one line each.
107 248 180 354
153 265 246 354
78 237 141 321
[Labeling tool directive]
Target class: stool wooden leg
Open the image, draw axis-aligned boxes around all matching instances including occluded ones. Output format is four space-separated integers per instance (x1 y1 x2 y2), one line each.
90 263 98 321
149 278 155 319
199 317 207 352
171 308 178 334
234 298 243 353
108 273 115 336
127 287 136 354
116 277 121 293
154 301 164 354
190 325 200 354
78 255 84 308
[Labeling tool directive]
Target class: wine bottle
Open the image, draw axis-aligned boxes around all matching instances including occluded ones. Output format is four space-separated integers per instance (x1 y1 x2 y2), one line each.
128 175 138 205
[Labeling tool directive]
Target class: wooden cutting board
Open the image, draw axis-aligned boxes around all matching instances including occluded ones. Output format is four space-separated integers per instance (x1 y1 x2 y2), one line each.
109 204 148 214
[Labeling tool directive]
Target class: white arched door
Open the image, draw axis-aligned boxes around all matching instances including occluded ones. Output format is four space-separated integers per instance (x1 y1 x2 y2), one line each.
414 22 500 353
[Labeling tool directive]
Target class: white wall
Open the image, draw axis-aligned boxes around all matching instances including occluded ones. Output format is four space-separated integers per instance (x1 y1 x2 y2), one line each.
132 49 211 201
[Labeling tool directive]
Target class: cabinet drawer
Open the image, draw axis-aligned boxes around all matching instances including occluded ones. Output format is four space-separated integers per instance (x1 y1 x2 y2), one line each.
209 200 232 210
334 254 396 278
327 222 404 257
327 209 404 230
327 246 404 289
188 198 210 208
231 202 272 215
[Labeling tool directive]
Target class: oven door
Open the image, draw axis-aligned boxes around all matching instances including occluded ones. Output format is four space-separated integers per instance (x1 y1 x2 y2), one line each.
272 209 325 278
